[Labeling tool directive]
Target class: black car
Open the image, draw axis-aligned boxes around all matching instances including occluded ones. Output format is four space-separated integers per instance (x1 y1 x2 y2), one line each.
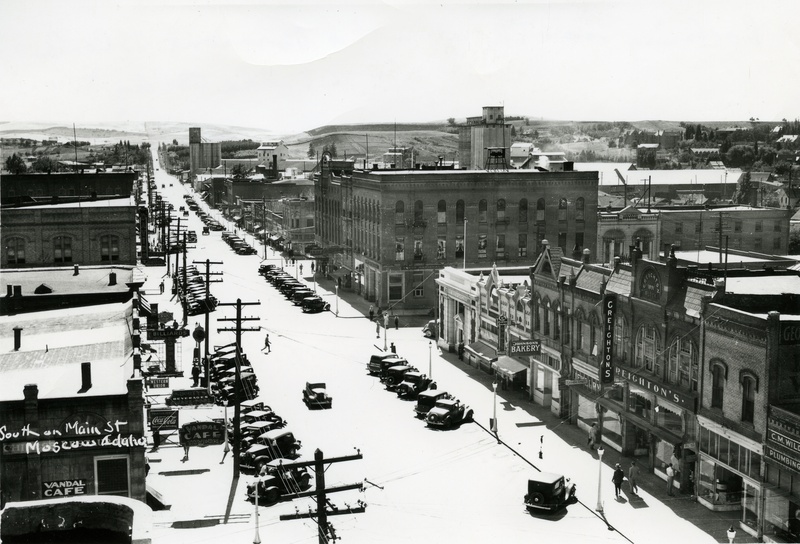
524 472 577 513
301 296 330 313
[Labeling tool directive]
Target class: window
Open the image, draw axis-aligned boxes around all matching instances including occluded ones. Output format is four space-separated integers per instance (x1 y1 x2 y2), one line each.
553 303 560 340
575 311 584 351
518 233 527 257
456 199 465 223
734 221 742 233
533 299 541 332
395 201 404 225
613 315 626 363
675 222 683 235
54 236 73 263
774 222 782 232
667 337 698 391
558 231 567 252
574 232 584 254
437 236 446 259
413 237 423 260
755 221 762 232
389 274 403 300
536 198 546 223
414 200 424 224
635 324 659 373
575 197 585 222
100 234 120 262
479 200 487 223
455 235 464 259
558 198 568 221
543 301 551 336
477 234 487 258
6 237 26 264
519 199 528 223
741 374 756 423
496 234 505 258
95 455 130 497
437 200 446 224
695 222 701 234
395 238 405 261
497 199 506 222
711 360 727 409
412 271 424 297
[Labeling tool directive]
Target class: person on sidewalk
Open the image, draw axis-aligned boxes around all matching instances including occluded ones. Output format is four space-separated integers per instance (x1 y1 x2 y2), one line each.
612 463 625 499
628 460 640 496
159 280 165 294
191 363 201 387
394 315 399 330
727 526 736 543
588 423 598 450
369 305 374 321
666 463 675 496
376 319 381 338
262 333 271 353
390 342 396 354
299 264 303 275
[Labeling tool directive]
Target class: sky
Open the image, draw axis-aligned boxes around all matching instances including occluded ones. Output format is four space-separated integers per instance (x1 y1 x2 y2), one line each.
1 0 799 135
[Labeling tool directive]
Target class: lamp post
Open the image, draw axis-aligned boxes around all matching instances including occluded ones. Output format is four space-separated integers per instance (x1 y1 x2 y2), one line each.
335 284 339 317
596 446 605 513
253 473 262 544
221 400 230 464
428 340 432 378
491 380 499 442
383 313 388 351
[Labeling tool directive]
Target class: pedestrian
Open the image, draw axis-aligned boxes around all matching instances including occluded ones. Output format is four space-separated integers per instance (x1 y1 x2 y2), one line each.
159 280 164 294
390 342 396 354
666 463 675 496
310 262 315 273
629 460 640 496
376 319 380 338
612 463 625 499
369 305 374 321
191 363 201 387
299 264 303 275
588 423 598 450
262 333 271 353
458 342 465 361
394 315 399 330
727 526 736 543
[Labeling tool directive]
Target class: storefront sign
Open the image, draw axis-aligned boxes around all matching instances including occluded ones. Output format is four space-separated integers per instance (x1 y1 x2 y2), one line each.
146 376 170 389
149 408 179 431
765 444 800 474
780 322 800 345
509 340 540 355
767 407 800 452
600 294 616 384
615 367 695 409
43 479 86 497
166 388 214 406
148 327 191 339
180 421 224 447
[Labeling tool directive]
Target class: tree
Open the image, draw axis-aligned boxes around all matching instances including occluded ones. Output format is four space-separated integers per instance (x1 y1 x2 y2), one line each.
328 143 338 158
684 125 695 140
726 145 755 168
172 139 178 146
230 163 252 179
732 171 753 205
307 142 316 159
447 117 456 126
31 156 59 174
4 153 27 174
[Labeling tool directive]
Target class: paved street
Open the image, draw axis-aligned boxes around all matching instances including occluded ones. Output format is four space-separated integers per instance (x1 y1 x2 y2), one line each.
133 152 758 544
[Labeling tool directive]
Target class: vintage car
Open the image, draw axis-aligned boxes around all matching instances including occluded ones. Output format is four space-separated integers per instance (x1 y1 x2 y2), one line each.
258 263 278 276
239 421 283 449
290 289 315 304
425 398 473 429
302 382 332 409
422 319 439 338
240 399 270 415
234 243 258 255
524 472 577 513
414 389 452 418
396 371 436 399
240 429 301 471
382 364 418 391
367 354 405 376
301 296 330 313
245 458 312 504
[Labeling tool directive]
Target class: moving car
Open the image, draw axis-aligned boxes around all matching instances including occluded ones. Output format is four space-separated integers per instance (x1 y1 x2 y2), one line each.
524 472 577 513
422 319 438 338
425 398 473 429
302 382 332 409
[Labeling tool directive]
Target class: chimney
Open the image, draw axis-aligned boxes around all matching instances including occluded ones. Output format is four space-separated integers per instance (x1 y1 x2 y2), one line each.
73 264 80 276
6 285 12 297
13 285 22 297
541 239 549 249
582 248 591 264
81 362 92 391
13 326 23 351
109 271 117 286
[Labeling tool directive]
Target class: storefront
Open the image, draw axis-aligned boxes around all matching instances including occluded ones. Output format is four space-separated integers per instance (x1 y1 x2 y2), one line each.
762 406 800 543
530 345 562 416
697 415 762 536
570 358 626 453
465 340 497 373
492 355 529 392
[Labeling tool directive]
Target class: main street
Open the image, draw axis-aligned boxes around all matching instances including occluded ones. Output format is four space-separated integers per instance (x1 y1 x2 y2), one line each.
144 153 720 544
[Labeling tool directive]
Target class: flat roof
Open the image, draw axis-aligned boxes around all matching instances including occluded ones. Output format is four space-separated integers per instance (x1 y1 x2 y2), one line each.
0 265 141 296
673 250 798 265
723 275 800 295
9 196 135 209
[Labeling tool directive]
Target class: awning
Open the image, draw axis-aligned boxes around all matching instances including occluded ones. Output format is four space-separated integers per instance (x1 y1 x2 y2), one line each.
138 293 152 317
492 355 528 379
465 341 497 362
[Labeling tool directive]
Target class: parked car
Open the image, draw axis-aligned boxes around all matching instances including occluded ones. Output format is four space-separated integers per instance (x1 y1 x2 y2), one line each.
383 364 418 391
302 382 332 409
301 296 330 313
524 472 577 513
245 458 312 504
396 372 436 399
240 429 301 471
425 398 473 429
291 289 315 304
367 353 404 376
414 390 452 418
422 319 439 338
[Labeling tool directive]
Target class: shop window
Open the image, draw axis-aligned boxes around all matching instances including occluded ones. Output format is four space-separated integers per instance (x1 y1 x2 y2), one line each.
395 238 405 261
6 237 26 264
456 199 465 223
740 372 757 423
497 199 506 222
95 455 130 497
667 337 698 391
634 324 659 373
628 389 651 419
388 274 403 301
54 235 73 263
710 360 727 409
478 200 487 223
437 200 447 224
519 198 528 223
395 201 405 225
655 403 683 434
100 234 120 262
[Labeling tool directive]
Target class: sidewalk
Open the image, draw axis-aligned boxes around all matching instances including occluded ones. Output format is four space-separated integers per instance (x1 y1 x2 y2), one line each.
435 347 758 544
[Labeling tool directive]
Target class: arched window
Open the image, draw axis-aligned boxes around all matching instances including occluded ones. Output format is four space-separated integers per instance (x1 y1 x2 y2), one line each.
456 199 465 223
558 198 568 221
534 298 541 332
519 198 528 223
576 197 585 222
553 302 560 340
414 200 424 223
497 199 506 222
634 324 660 373
6 237 26 264
479 200 488 223
54 235 73 263
589 313 600 353
543 300 551 336
710 360 727 409
574 309 584 351
395 201 405 225
741 373 757 423
536 198 546 223
100 235 120 262
668 337 698 391
437 200 447 224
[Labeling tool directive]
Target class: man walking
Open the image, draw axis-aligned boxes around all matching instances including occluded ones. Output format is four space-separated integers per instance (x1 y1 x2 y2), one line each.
629 460 640 496
262 333 271 353
666 463 675 496
394 315 399 330
588 423 598 450
191 363 201 387
369 305 374 321
612 463 625 499
376 318 381 338
159 280 165 294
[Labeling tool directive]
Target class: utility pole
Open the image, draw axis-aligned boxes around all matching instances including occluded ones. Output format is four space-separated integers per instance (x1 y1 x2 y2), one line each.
262 196 267 260
279 448 366 544
181 231 188 326
193 259 223 396
217 299 260 480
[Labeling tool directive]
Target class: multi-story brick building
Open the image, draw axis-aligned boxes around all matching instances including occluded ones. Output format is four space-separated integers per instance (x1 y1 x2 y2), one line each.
0 172 137 204
315 159 598 313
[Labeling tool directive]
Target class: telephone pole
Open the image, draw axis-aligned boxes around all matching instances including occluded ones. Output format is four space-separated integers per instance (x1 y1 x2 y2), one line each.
217 299 260 480
279 448 366 544
192 259 223 395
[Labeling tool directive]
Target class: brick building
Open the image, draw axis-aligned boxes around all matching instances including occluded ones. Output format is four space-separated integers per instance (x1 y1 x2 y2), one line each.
0 172 137 204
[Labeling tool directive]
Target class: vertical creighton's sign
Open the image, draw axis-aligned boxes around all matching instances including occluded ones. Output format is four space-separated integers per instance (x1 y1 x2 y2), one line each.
600 293 617 384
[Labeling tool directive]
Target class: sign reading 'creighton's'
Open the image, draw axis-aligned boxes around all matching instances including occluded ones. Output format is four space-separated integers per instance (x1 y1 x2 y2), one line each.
599 294 616 384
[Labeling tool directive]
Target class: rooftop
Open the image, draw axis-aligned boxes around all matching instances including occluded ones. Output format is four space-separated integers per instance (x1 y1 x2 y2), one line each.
0 265 142 297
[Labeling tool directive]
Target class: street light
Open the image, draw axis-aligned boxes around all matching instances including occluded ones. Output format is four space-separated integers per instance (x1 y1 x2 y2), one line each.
383 313 389 351
596 446 605 513
428 340 432 378
335 284 339 317
491 380 499 442
253 472 262 544
221 400 230 464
